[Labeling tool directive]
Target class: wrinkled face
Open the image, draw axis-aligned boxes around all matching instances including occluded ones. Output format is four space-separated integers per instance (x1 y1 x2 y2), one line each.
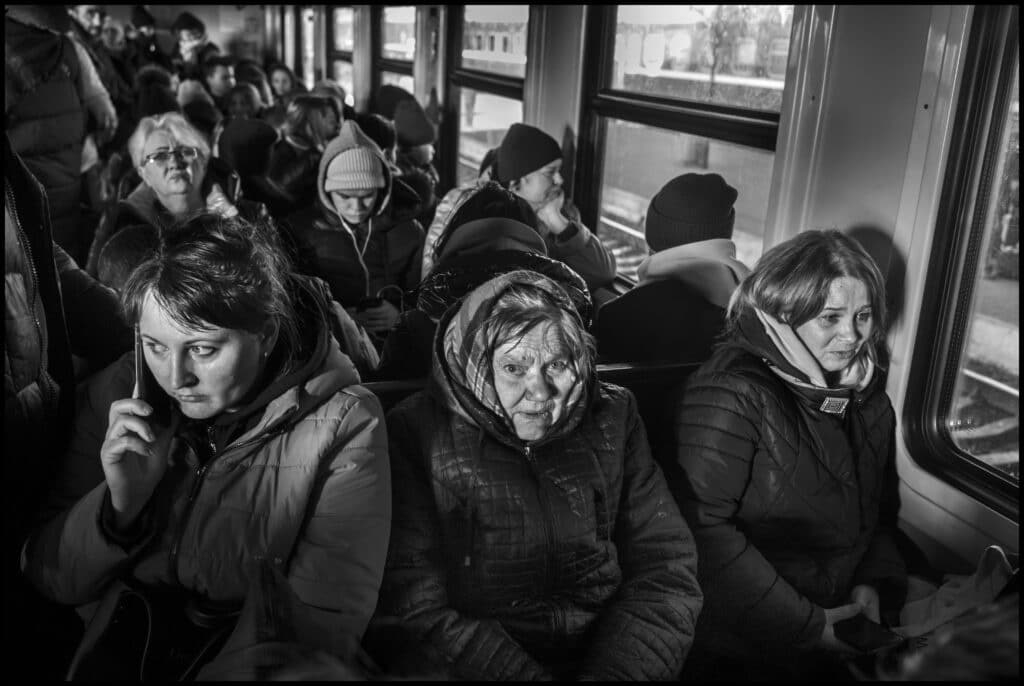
492 323 577 442
207 66 236 98
330 188 379 225
513 159 562 207
138 130 206 200
229 91 256 120
270 69 293 97
139 292 275 420
72 5 104 37
794 277 874 373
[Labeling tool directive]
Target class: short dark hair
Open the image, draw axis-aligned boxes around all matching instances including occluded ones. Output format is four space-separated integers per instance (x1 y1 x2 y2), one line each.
202 56 235 79
121 213 303 373
97 224 160 292
726 229 888 364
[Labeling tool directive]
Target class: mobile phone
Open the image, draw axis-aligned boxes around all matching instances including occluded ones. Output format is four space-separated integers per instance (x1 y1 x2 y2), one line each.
834 614 906 653
133 325 148 402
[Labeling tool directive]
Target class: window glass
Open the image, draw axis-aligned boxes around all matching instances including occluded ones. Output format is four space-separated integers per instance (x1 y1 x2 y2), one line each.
461 5 529 78
948 59 1019 481
333 7 354 52
382 6 416 61
332 60 356 107
597 117 773 280
612 5 794 112
301 7 316 91
284 8 297 72
381 71 415 97
457 88 523 186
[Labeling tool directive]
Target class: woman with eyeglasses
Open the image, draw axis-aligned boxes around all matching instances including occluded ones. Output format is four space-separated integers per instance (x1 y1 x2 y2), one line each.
85 112 269 282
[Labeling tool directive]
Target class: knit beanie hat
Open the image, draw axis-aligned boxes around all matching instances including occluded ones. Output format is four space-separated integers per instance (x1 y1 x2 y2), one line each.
644 173 739 252
394 99 435 148
324 148 386 192
495 124 562 186
172 11 205 35
131 6 156 29
374 84 415 119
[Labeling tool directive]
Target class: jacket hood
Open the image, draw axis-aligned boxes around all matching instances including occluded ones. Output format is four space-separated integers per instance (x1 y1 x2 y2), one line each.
205 275 360 444
638 238 750 309
418 249 593 326
429 270 592 449
317 121 393 225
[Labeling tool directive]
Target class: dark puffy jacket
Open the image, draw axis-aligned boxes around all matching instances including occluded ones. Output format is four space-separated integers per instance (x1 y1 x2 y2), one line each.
5 7 86 260
285 122 424 309
372 250 592 381
373 270 701 681
674 308 917 664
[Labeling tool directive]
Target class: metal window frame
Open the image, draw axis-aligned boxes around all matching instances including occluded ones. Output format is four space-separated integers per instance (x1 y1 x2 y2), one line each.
902 4 1020 519
576 5 784 289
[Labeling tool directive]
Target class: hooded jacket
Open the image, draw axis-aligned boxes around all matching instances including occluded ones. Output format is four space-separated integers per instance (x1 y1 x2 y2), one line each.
5 6 87 259
286 121 424 309
594 238 751 364
23 279 392 659
673 306 916 665
373 270 701 680
422 181 617 290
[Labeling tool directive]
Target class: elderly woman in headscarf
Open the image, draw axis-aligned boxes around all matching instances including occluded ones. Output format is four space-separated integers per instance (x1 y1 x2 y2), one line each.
368 270 703 680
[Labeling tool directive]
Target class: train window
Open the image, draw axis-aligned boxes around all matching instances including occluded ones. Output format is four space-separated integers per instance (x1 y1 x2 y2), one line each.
382 70 415 96
611 5 793 112
906 5 1019 516
947 58 1019 482
457 88 523 186
598 118 774 280
577 6 791 283
461 5 529 78
332 7 354 52
300 6 317 90
381 6 416 61
331 60 356 107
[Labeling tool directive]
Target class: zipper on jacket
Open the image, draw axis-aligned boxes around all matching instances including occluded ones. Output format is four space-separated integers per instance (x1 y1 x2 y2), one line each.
5 181 54 408
523 445 558 597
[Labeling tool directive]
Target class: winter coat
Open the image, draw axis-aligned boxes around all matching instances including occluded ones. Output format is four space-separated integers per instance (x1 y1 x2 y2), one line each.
5 7 87 260
373 250 592 381
422 180 616 290
286 122 424 309
372 270 701 681
265 136 322 216
673 307 916 664
594 239 750 364
4 132 132 556
22 280 392 659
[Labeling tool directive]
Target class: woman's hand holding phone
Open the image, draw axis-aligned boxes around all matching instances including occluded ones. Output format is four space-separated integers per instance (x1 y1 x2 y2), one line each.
100 398 171 530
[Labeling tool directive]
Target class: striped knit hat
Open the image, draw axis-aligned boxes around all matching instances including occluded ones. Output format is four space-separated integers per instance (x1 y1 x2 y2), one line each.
324 148 385 192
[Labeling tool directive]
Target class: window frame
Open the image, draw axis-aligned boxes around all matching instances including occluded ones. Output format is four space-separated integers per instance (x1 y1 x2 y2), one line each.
576 5 786 291
903 4 1019 519
325 5 355 92
439 5 528 192
375 4 416 98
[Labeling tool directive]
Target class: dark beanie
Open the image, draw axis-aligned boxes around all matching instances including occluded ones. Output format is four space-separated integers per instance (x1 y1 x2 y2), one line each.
644 173 739 252
393 99 435 148
131 5 155 29
218 119 279 178
374 84 415 119
172 11 205 35
437 218 547 264
495 124 562 185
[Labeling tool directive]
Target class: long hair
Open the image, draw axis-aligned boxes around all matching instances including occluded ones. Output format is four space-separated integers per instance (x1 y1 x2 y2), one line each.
726 229 888 363
120 213 303 374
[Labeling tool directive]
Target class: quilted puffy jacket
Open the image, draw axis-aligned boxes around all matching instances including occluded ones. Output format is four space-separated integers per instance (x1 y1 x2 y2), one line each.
23 279 392 658
374 270 702 680
674 307 915 662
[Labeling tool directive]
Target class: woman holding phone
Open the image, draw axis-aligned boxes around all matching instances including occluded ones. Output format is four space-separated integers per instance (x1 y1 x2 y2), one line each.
22 213 391 679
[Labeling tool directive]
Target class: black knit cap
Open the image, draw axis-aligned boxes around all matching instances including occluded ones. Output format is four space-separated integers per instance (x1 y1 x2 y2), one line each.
373 84 415 119
393 99 435 147
644 173 738 253
495 123 562 185
131 5 155 29
171 11 205 35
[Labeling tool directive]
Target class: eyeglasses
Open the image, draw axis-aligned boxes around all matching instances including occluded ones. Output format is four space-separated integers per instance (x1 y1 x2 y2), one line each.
142 146 200 167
